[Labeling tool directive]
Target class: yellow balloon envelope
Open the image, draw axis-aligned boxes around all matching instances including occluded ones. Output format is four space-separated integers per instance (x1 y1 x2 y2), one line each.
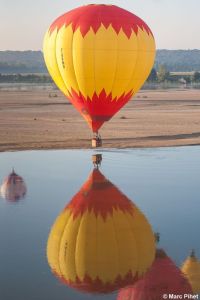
181 250 200 293
47 168 155 293
43 4 155 133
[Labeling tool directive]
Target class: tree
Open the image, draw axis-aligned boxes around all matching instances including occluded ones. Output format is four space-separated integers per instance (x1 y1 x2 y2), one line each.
192 71 200 82
157 64 170 82
147 68 157 82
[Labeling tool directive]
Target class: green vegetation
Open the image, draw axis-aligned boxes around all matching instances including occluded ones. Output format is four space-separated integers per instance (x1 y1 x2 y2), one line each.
0 68 199 85
0 73 52 83
147 68 157 81
147 66 200 84
193 71 200 82
157 65 170 82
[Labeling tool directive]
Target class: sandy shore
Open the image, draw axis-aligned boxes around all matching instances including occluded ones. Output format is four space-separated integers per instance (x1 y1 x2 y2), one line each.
0 87 200 151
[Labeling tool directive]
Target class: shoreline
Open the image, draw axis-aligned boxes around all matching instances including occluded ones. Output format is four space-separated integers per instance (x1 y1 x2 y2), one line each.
1 143 200 153
0 88 200 152
1 139 200 153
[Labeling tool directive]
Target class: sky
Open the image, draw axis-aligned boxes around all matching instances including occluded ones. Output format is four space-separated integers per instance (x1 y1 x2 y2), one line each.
0 0 199 50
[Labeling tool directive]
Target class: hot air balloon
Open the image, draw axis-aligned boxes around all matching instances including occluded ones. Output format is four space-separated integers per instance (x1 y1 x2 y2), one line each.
181 250 200 294
47 162 155 293
43 4 156 147
0 169 27 202
117 248 192 300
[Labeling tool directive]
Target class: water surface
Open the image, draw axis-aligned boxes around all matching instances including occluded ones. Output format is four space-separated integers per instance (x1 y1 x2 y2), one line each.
0 147 199 299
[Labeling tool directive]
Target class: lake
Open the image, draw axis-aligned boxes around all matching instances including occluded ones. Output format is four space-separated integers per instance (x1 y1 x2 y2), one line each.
0 146 199 300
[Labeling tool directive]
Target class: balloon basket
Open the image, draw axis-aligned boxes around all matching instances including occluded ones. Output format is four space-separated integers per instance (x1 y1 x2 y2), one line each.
92 154 102 168
91 138 102 148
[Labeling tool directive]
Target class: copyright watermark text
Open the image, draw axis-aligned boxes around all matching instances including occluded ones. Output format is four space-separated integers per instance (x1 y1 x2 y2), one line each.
163 294 199 299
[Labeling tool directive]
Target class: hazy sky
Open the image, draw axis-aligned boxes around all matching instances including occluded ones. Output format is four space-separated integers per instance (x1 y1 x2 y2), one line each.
0 0 199 50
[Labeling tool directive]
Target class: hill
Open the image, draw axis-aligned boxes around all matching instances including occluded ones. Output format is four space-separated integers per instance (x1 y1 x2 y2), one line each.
155 50 200 72
0 50 200 73
0 51 46 73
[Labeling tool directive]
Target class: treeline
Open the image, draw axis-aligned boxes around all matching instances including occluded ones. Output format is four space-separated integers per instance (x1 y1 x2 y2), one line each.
0 62 45 73
147 65 200 83
1 50 200 74
0 73 52 83
1 67 200 84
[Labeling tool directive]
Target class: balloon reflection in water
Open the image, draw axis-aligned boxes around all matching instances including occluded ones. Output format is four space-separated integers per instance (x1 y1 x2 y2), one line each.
117 248 192 300
181 250 200 294
0 169 27 202
47 163 155 293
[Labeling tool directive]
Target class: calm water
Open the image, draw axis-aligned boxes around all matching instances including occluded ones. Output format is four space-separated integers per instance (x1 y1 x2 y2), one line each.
0 147 200 300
